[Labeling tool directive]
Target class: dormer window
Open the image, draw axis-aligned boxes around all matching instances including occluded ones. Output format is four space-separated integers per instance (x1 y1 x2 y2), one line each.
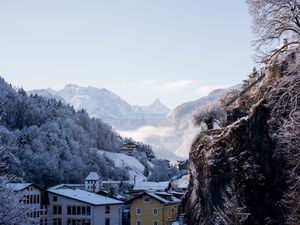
144 197 150 203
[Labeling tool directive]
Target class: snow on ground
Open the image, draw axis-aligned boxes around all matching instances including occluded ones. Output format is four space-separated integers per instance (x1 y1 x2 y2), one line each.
98 150 147 182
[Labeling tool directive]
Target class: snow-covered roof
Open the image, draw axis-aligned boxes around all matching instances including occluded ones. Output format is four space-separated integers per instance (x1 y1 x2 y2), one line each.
126 191 180 204
171 175 190 189
177 180 189 189
48 184 84 191
133 181 170 191
48 189 123 205
5 183 34 191
85 172 100 181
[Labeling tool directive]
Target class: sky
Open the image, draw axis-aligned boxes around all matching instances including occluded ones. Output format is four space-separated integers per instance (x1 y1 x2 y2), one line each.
0 1 255 108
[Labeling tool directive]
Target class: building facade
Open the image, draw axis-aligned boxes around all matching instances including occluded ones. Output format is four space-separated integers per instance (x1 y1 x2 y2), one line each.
126 192 180 225
47 188 123 225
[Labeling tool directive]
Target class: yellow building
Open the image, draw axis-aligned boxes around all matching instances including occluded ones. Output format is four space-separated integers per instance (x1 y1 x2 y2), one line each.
126 191 180 225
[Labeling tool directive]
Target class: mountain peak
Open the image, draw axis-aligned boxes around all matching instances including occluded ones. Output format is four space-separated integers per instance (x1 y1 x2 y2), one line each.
152 98 162 105
145 98 170 114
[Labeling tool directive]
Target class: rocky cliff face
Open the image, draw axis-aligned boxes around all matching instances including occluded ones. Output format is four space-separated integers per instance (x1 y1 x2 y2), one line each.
182 69 300 225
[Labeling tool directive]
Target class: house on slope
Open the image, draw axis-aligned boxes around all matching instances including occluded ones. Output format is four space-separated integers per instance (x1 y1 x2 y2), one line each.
126 191 180 225
120 143 138 156
47 188 123 225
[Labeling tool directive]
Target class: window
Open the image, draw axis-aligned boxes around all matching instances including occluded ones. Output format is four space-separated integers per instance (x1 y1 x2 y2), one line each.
77 206 81 215
153 208 158 215
105 218 110 225
144 197 150 203
67 219 91 225
30 195 33 204
136 208 141 215
67 205 91 215
41 206 48 215
136 221 141 225
53 205 62 215
40 218 48 225
37 195 40 204
153 222 158 225
105 205 110 214
53 218 62 225
53 196 57 202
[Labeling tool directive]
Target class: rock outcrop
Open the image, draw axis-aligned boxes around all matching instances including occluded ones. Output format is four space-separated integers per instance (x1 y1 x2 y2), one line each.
182 69 300 225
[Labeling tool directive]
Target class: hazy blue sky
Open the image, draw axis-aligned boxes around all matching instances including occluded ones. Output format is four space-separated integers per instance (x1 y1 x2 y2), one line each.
0 1 255 108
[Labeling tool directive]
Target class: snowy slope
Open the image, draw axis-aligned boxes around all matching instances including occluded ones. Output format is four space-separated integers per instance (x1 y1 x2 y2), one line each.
98 150 151 182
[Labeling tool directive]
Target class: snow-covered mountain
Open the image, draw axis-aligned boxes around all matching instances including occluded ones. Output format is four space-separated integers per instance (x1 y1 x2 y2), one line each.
119 88 236 159
29 85 170 130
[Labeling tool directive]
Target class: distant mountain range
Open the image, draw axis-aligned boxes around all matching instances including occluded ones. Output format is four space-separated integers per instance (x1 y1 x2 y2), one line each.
29 84 238 159
29 84 170 130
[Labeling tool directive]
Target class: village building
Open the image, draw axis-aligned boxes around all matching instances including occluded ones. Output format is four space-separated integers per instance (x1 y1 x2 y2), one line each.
5 183 48 224
176 160 188 172
48 184 85 191
85 172 102 193
126 191 180 225
47 188 123 225
120 143 138 156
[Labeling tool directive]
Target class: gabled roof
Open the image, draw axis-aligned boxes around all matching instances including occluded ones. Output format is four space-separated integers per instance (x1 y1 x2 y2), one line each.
5 183 43 191
48 184 84 191
177 180 189 189
85 172 100 181
133 181 170 191
126 191 180 205
48 189 123 206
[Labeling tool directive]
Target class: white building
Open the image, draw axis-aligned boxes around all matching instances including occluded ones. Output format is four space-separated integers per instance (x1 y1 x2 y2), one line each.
5 183 46 223
47 188 123 225
85 172 102 193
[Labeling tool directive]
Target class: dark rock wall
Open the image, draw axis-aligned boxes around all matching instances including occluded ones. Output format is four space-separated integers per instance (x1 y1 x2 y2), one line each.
182 100 286 225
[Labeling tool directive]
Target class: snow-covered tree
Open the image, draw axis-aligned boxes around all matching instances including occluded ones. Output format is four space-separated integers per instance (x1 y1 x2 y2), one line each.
247 0 300 61
149 159 178 182
213 185 249 225
193 104 226 130
0 178 39 225
268 74 300 225
0 77 129 187
0 146 38 225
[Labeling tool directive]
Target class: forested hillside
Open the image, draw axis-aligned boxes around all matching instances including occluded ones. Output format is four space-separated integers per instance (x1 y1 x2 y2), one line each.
0 77 129 187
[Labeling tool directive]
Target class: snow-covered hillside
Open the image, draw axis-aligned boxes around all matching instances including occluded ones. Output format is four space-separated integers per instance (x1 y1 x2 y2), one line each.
98 150 153 183
29 85 170 130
